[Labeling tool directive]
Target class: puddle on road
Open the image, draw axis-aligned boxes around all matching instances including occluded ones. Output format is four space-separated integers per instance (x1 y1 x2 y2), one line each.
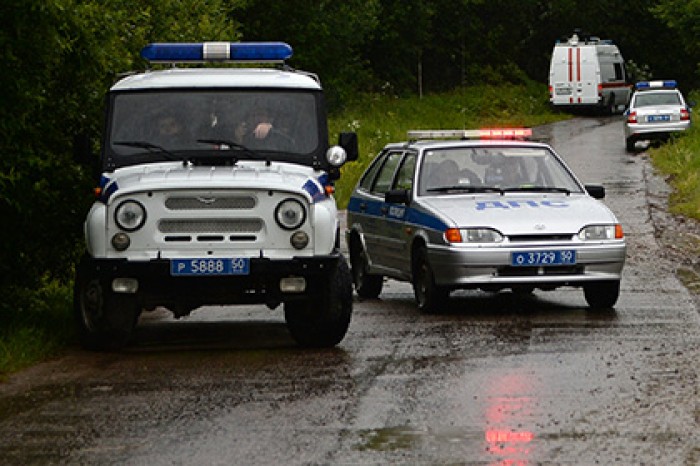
356 425 535 462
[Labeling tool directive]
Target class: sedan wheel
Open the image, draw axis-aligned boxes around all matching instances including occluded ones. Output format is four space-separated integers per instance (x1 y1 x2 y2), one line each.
412 247 449 313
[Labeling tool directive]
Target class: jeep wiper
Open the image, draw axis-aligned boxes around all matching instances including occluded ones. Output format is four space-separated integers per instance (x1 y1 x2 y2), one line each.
197 139 264 162
427 185 504 194
502 186 571 195
113 141 181 161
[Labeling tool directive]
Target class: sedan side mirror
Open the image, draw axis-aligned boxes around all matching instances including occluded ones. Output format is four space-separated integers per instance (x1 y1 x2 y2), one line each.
585 184 605 199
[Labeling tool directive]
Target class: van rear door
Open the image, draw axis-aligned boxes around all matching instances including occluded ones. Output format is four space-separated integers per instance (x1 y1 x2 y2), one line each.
549 45 599 106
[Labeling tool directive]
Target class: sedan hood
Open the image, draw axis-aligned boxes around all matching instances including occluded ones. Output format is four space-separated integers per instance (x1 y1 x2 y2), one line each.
420 193 618 235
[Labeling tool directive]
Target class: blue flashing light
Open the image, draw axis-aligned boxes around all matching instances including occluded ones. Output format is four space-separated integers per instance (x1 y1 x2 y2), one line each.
140 42 293 63
635 80 677 90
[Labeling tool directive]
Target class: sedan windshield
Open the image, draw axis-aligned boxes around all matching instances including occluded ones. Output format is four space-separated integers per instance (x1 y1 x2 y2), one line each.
107 90 320 166
633 92 682 107
418 146 584 196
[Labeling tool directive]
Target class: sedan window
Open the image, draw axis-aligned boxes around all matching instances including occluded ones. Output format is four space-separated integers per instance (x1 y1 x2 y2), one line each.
371 151 403 195
634 92 682 107
418 146 583 196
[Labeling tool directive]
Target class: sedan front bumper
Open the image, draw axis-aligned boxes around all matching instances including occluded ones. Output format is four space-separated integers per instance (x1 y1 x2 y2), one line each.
428 241 626 289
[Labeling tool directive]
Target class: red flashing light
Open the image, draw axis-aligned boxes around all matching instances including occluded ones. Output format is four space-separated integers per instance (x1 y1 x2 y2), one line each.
478 128 532 140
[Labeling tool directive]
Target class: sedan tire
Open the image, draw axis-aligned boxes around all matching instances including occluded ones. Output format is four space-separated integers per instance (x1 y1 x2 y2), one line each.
583 280 620 309
412 247 449 313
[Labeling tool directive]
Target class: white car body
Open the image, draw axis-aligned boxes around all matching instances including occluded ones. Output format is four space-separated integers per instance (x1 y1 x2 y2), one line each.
74 42 357 350
346 130 626 312
623 81 692 151
549 32 631 112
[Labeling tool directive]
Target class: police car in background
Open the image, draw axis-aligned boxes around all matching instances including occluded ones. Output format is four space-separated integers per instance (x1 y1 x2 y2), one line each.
74 42 359 350
624 80 693 152
346 129 626 312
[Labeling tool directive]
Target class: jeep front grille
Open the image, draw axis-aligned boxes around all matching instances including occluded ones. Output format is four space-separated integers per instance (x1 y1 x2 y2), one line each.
165 195 257 210
158 219 263 234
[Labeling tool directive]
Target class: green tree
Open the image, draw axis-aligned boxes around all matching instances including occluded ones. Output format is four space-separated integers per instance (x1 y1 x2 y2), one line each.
0 0 240 297
231 0 379 107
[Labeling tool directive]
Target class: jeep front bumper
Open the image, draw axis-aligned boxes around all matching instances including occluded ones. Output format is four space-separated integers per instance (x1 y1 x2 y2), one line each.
77 253 343 311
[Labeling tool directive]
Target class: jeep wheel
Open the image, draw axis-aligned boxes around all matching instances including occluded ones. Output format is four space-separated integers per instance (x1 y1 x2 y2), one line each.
349 239 383 299
583 280 620 309
284 255 353 347
412 247 449 313
74 267 140 351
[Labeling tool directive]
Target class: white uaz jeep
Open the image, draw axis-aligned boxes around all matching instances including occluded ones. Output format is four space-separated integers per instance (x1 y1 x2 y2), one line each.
74 42 358 350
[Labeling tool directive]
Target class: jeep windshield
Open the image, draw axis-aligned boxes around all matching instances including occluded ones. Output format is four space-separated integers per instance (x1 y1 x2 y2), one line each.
105 89 323 170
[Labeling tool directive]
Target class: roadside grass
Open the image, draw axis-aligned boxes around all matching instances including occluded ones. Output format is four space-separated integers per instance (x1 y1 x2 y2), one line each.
330 83 568 207
648 101 700 220
0 278 74 377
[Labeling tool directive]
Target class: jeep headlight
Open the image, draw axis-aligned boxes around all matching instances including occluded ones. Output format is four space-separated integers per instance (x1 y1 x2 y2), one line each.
578 224 624 240
325 146 347 167
114 200 146 231
275 198 306 230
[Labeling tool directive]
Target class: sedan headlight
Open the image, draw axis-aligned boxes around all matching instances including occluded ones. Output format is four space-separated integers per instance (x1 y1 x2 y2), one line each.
445 228 504 243
275 198 306 230
114 200 146 231
578 224 624 240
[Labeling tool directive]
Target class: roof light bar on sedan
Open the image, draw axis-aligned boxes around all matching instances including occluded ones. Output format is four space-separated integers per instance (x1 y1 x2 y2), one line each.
140 42 293 63
407 128 532 141
635 80 677 90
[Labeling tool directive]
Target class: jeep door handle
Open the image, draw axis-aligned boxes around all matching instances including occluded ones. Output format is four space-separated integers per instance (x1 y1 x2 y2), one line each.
380 206 388 215
359 202 367 212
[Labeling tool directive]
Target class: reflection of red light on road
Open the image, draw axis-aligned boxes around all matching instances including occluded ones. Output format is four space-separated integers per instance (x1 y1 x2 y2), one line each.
486 429 534 443
486 429 534 465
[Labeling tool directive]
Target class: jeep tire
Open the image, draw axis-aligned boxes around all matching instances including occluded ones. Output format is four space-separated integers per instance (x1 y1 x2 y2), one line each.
284 254 353 347
74 259 140 351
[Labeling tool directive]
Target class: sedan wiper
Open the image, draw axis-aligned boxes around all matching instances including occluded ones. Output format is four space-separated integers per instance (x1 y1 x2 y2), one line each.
501 186 571 195
113 141 181 161
427 185 504 194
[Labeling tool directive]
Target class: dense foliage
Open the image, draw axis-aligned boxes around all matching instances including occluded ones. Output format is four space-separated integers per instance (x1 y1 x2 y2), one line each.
0 0 698 364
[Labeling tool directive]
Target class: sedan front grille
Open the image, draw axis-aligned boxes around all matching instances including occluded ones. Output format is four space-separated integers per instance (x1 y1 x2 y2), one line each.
508 234 574 242
497 265 584 277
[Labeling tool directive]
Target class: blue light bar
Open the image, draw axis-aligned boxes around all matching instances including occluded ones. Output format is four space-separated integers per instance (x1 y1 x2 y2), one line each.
140 42 293 63
635 80 677 90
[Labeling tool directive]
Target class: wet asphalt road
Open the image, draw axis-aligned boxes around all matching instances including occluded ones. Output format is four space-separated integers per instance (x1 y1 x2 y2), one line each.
1 117 699 465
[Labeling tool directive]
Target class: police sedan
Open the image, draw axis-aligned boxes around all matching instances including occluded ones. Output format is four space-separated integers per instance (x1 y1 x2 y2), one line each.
346 129 626 312
624 80 693 152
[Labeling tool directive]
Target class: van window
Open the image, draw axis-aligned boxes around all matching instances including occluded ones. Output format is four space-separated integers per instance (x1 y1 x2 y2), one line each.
614 63 624 81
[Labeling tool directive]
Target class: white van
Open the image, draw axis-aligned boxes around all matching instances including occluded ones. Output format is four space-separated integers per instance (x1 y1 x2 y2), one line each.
549 32 631 113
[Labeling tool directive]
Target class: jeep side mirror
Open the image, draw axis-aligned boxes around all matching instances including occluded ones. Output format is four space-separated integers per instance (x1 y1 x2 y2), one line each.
338 132 358 161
